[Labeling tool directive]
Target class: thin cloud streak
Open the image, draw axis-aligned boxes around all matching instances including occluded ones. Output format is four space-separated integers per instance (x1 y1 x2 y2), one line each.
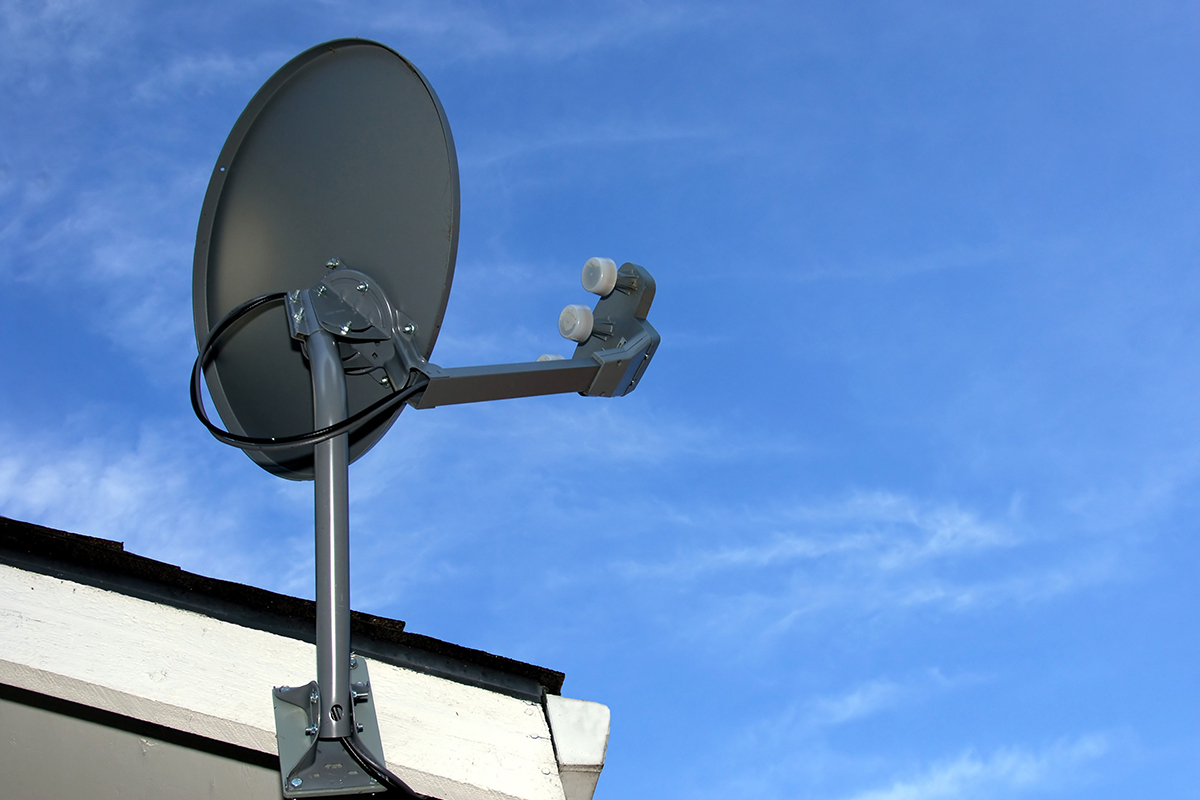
364 397 799 480
132 50 288 103
0 419 311 593
733 670 983 759
895 550 1120 610
806 670 985 729
702 547 1118 642
605 490 1124 648
621 492 1016 580
459 122 719 170
0 0 134 75
842 735 1109 800
367 1 719 63
7 156 206 375
787 244 1009 285
812 679 905 726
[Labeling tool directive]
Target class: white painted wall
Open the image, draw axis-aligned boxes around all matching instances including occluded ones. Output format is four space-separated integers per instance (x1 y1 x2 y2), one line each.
0 563 572 800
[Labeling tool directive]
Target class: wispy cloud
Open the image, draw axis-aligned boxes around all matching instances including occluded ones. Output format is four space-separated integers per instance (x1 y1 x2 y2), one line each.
843 735 1109 800
695 241 1013 289
132 50 287 103
367 396 795 482
733 677 911 749
607 489 1125 646
893 551 1119 610
622 492 1015 580
366 1 719 63
815 669 991 729
6 156 206 377
459 121 718 170
732 670 985 763
0 0 134 76
0 419 312 593
788 244 1008 284
811 678 907 726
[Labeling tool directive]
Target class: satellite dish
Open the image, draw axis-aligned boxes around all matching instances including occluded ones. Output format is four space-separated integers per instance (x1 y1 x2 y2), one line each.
194 38 459 480
190 38 660 798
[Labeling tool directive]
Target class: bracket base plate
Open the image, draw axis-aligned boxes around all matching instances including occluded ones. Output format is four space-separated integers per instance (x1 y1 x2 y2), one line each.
273 657 388 797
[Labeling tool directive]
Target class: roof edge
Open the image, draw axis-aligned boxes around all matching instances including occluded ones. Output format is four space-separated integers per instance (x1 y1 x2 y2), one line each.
0 516 564 698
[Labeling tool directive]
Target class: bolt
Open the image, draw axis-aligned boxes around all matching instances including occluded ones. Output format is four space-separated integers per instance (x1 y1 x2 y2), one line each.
310 689 318 705
325 257 341 269
357 723 364 733
402 323 416 335
305 724 318 736
316 285 327 296
340 323 351 334
292 309 304 323
357 281 368 293
288 290 300 302
380 376 389 385
290 777 304 788
350 656 358 669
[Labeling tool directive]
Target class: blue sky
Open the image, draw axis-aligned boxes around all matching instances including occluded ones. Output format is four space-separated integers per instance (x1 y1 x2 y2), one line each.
2 2 1197 798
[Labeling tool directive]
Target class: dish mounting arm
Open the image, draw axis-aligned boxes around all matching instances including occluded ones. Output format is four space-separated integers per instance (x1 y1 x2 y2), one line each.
285 260 660 412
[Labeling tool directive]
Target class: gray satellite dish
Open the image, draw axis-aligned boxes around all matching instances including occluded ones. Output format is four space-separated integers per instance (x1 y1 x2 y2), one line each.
191 39 659 798
194 39 458 480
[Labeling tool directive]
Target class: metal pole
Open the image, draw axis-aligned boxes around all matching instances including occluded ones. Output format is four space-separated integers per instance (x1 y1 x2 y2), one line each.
309 329 353 740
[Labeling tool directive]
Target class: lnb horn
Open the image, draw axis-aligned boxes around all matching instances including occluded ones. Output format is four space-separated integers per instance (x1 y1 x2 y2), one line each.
582 257 618 296
559 304 594 342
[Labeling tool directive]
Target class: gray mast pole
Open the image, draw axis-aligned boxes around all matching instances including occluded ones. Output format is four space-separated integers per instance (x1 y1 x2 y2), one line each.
308 329 353 740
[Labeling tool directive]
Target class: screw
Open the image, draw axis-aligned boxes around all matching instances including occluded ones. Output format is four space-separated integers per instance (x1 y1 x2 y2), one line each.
325 257 341 269
380 376 389 385
290 777 304 788
316 285 327 296
310 689 318 705
305 724 318 736
357 281 368 292
340 323 351 334
292 309 304 323
402 323 416 335
288 290 300 302
350 656 358 669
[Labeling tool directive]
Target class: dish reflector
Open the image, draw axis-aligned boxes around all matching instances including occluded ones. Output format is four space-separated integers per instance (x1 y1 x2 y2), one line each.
193 39 459 479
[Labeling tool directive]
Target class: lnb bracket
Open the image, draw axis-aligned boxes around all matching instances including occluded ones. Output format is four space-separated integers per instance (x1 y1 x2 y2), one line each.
411 261 659 407
285 261 660 410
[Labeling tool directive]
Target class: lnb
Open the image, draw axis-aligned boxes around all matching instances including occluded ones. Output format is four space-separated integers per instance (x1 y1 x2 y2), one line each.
559 304 594 343
582 257 618 296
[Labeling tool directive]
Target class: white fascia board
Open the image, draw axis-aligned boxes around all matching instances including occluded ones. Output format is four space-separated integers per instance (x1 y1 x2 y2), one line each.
543 695 610 800
0 563 566 800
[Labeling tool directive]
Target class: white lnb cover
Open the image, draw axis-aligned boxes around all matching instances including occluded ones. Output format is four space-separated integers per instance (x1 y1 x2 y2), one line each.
581 258 618 296
559 304 594 342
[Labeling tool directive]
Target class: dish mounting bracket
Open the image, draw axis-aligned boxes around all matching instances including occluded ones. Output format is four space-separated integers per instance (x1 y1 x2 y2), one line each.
272 657 387 797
